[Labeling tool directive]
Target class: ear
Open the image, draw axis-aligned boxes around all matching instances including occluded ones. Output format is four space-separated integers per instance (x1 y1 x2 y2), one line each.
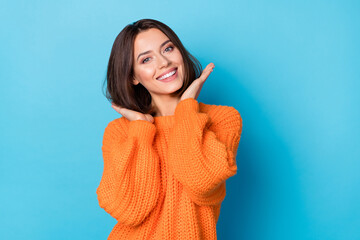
133 77 140 85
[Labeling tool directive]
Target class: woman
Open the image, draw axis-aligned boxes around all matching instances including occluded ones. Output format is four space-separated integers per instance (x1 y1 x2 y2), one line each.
96 18 243 240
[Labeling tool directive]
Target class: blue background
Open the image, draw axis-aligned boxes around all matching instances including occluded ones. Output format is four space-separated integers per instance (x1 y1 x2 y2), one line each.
1 0 359 239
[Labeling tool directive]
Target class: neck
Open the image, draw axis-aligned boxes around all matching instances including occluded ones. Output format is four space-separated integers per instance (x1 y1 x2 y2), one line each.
151 95 181 117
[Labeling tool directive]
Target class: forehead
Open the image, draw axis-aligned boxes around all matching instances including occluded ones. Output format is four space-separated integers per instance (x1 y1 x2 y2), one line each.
133 28 169 53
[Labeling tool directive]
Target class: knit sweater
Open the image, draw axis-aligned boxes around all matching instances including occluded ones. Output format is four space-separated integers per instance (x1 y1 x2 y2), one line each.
96 97 243 240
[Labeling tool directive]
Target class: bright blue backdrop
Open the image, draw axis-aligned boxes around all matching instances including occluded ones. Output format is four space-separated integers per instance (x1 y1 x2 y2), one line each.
1 0 359 239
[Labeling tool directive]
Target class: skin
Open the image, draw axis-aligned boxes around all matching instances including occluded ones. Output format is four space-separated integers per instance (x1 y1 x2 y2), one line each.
111 28 215 123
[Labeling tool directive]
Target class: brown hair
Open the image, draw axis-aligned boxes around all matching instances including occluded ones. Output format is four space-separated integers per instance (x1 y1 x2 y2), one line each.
102 18 202 117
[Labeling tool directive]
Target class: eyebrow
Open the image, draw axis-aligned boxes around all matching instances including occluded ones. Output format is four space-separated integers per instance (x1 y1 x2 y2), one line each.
136 39 172 61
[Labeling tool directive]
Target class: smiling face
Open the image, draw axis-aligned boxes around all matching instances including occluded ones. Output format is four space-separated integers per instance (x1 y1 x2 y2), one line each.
132 28 184 98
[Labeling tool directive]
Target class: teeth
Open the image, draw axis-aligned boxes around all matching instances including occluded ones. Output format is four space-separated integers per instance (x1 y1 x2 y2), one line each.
158 70 176 80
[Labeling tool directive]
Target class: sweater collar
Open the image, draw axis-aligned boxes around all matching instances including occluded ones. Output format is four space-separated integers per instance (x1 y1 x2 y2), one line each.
153 114 176 128
152 101 207 128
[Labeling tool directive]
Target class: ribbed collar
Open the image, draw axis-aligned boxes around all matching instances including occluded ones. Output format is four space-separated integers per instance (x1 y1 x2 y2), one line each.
153 114 176 128
152 101 207 129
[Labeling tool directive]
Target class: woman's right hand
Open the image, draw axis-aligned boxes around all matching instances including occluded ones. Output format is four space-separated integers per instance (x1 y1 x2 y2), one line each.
111 103 154 123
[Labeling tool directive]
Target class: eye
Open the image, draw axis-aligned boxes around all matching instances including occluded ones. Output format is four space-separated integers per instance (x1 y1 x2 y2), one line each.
142 57 150 64
165 45 174 52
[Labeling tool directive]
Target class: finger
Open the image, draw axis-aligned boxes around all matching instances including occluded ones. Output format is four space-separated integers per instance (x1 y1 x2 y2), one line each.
199 63 215 81
195 80 205 99
112 104 137 119
207 62 215 70
193 64 214 99
111 104 124 115
144 114 154 123
205 63 215 72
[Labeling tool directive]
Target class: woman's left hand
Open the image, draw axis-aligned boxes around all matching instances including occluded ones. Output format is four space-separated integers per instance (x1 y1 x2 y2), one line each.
180 63 215 101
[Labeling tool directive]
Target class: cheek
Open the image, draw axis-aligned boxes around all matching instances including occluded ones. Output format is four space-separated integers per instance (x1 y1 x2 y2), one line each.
138 67 156 80
173 53 184 71
175 51 184 63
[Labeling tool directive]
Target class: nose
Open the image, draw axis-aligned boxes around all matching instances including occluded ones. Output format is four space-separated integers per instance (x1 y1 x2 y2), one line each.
158 53 170 68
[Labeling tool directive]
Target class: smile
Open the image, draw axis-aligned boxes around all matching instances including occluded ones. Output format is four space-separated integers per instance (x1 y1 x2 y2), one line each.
157 68 177 81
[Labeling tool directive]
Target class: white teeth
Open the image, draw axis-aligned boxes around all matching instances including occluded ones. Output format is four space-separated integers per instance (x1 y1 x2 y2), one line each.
158 70 176 80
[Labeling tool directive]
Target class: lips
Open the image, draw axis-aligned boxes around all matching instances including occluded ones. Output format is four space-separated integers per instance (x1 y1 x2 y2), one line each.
156 67 177 80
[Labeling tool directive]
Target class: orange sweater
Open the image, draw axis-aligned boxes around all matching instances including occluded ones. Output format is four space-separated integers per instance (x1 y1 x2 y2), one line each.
96 98 243 239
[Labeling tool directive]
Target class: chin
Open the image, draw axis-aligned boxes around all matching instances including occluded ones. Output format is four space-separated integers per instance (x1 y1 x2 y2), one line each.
173 78 184 91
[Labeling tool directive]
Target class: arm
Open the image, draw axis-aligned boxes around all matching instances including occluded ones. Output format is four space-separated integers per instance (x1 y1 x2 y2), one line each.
96 118 161 227
168 98 243 206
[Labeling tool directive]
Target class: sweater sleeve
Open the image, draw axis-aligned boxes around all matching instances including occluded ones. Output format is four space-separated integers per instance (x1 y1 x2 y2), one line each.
96 118 161 227
168 98 243 206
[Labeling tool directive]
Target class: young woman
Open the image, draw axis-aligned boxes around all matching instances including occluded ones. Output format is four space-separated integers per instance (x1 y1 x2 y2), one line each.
96 18 243 240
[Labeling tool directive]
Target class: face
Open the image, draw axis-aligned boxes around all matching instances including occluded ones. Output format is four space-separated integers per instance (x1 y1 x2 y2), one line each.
132 28 184 98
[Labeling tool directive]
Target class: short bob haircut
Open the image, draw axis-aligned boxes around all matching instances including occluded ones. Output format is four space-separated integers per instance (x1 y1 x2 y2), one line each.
102 18 203 117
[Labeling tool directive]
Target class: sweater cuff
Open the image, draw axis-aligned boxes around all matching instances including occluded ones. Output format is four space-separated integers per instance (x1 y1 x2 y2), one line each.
174 98 209 128
128 120 156 144
174 98 199 116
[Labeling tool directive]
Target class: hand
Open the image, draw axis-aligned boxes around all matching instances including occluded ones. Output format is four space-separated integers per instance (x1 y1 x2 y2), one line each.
180 63 215 101
111 103 154 123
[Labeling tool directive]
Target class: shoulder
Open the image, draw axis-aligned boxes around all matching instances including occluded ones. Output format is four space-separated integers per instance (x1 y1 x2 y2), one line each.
103 116 130 138
199 102 242 130
101 117 131 150
106 116 129 127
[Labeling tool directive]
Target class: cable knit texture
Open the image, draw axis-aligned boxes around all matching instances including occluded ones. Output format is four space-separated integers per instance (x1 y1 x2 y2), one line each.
96 98 243 239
